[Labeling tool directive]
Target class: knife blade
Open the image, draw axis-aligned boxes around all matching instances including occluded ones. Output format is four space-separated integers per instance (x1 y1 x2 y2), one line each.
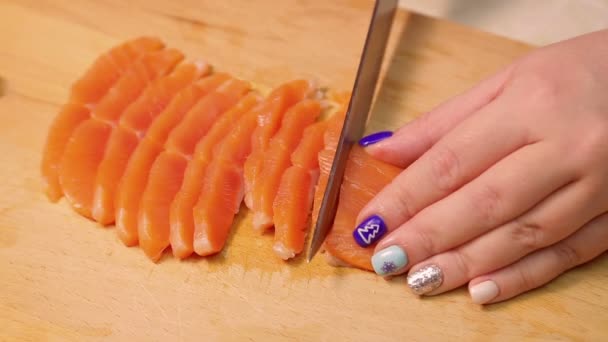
307 0 397 262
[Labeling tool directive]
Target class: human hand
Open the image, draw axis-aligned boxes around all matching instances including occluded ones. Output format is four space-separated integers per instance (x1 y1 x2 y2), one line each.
354 29 608 304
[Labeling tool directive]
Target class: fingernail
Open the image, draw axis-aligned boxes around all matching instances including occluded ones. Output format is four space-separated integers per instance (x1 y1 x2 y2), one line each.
469 280 499 304
358 131 393 147
372 245 409 276
407 265 444 295
353 215 387 247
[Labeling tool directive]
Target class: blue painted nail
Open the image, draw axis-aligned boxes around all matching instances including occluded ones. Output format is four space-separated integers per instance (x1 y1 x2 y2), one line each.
372 245 409 276
353 215 387 247
358 131 393 147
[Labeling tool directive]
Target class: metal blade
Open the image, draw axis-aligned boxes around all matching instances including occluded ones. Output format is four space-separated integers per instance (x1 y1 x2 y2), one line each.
307 0 397 262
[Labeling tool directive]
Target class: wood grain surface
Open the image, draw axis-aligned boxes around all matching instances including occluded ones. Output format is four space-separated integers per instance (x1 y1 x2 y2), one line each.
1 1 606 341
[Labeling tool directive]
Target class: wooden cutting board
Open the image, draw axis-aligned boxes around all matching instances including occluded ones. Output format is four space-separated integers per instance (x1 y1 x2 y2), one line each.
1 1 606 340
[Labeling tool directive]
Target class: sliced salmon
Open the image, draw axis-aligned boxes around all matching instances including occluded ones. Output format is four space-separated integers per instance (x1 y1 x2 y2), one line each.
58 120 113 218
41 104 90 201
191 99 262 256
41 37 164 201
92 62 209 224
163 79 250 156
170 93 261 259
115 74 231 246
243 80 317 208
251 99 321 232
315 115 401 271
138 79 250 261
58 49 184 218
310 109 346 229
71 37 165 104
272 120 327 260
193 161 243 256
145 73 232 144
115 139 162 246
92 49 184 122
92 127 139 223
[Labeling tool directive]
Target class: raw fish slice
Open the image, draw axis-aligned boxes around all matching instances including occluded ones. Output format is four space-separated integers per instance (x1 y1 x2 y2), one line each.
170 93 261 259
139 152 188 261
92 62 208 224
115 74 230 246
272 167 317 260
58 49 184 218
190 104 261 256
310 111 346 228
314 116 401 271
311 149 333 226
92 48 184 122
58 120 112 218
191 93 262 161
272 121 327 260
211 109 260 165
243 79 316 208
251 99 321 232
71 37 164 104
41 104 90 201
118 62 210 136
91 127 139 224
290 120 327 169
116 140 162 246
193 161 243 256
164 79 250 156
138 79 250 260
41 37 163 201
145 73 232 144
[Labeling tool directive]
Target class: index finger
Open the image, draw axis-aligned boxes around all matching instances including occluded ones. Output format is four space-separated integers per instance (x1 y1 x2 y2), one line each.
353 96 531 247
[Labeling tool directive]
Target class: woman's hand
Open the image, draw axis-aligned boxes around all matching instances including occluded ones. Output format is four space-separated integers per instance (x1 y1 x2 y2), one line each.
355 29 608 304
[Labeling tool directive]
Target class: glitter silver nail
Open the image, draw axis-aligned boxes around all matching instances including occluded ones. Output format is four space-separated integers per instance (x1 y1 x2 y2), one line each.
407 265 444 295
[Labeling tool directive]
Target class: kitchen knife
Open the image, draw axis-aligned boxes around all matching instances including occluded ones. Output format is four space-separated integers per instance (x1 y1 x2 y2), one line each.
307 0 397 262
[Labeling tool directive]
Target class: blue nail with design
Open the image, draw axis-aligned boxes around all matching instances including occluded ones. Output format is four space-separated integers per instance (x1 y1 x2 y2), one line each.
358 131 393 147
372 245 408 276
353 215 387 247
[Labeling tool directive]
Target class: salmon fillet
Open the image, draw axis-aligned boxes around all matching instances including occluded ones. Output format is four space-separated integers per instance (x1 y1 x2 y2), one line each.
191 94 267 256
272 120 328 260
115 74 230 246
170 93 261 259
58 49 183 218
42 37 405 271
250 99 321 233
71 37 165 104
92 62 209 224
314 113 401 271
41 37 164 201
243 80 317 209
138 79 250 261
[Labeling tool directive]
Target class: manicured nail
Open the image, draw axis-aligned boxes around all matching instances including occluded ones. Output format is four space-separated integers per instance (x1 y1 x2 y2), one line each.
407 265 443 295
372 245 408 276
469 280 499 304
353 215 387 247
358 131 393 147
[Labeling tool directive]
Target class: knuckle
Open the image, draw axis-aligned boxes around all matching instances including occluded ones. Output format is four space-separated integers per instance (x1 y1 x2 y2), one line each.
553 243 582 269
510 219 545 252
515 262 538 291
414 112 436 150
429 145 461 192
472 184 504 226
388 177 416 220
575 120 608 166
413 227 438 257
511 70 561 108
451 250 475 279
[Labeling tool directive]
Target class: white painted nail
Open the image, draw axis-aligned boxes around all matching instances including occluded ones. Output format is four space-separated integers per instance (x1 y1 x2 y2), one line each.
469 280 499 304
